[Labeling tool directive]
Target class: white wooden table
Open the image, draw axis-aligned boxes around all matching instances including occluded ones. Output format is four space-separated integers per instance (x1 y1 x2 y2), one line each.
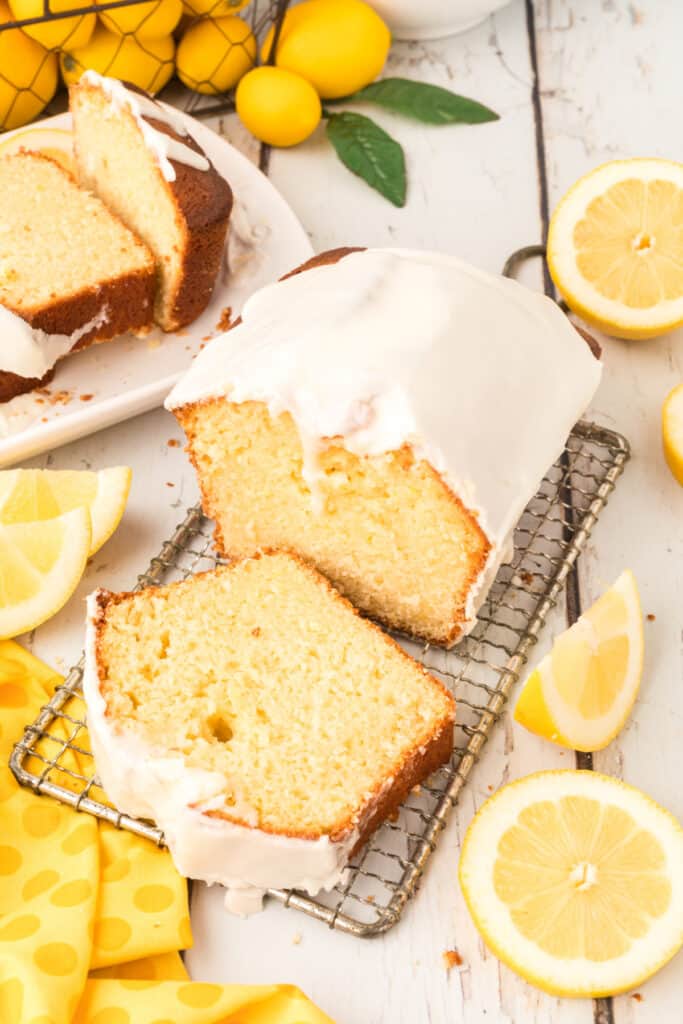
24 2 683 1020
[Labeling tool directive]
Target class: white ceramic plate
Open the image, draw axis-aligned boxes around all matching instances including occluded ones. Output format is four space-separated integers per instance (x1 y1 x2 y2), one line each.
0 111 314 467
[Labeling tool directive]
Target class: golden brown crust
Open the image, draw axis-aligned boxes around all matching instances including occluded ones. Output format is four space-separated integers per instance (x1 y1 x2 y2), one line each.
136 116 233 332
91 551 455 846
0 266 155 402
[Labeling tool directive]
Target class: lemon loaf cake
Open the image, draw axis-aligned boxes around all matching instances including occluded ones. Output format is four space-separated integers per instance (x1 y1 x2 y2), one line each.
70 71 233 332
167 248 603 647
83 552 455 914
0 151 155 402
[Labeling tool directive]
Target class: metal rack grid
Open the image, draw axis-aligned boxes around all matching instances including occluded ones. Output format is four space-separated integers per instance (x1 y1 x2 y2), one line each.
10 419 629 936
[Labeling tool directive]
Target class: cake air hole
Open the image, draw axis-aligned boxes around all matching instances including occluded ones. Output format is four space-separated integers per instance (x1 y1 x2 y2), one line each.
207 713 233 743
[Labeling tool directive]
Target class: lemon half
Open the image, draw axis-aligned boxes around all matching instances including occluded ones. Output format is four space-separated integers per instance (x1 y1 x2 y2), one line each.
0 126 74 174
548 159 683 340
459 770 683 997
514 570 642 752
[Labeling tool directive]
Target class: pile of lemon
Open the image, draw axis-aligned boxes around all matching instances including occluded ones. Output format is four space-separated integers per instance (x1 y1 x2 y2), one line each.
0 0 389 142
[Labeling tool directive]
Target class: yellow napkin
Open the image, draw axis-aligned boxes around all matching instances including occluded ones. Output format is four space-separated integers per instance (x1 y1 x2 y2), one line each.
0 641 333 1024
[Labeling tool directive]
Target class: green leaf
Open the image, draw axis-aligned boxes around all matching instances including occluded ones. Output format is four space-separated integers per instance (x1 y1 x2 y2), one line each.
346 78 500 125
326 112 406 207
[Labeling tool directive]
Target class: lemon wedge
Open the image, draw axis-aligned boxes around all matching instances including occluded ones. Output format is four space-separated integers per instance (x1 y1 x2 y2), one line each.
662 382 683 486
514 571 642 753
459 770 683 997
0 466 131 556
0 507 90 639
547 158 683 340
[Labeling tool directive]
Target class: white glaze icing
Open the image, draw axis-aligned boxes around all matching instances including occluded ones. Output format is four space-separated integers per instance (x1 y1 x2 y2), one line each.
81 71 210 182
166 248 602 633
83 591 358 916
0 304 109 379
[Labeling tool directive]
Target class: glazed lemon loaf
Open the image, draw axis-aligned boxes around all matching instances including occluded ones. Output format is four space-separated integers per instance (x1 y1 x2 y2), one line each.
70 71 233 332
83 552 455 913
0 151 155 401
167 248 603 647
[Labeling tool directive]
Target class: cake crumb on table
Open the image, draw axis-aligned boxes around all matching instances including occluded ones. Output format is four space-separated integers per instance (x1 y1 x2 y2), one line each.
632 993 644 1002
80 394 94 402
647 613 656 622
292 932 302 945
217 305 233 331
167 439 180 448
442 950 463 971
166 482 175 488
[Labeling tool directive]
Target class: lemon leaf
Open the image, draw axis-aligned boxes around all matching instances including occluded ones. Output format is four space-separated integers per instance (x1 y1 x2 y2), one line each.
344 78 500 125
326 112 406 207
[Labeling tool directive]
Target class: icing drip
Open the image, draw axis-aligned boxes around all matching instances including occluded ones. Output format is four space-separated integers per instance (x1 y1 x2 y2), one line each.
0 304 109 379
81 71 210 181
166 248 602 634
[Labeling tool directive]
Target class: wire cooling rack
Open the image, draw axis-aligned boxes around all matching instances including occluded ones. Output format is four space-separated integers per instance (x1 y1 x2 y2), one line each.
10 420 629 936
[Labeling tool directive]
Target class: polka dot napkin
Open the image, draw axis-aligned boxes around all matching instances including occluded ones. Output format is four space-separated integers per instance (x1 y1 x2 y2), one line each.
0 640 332 1024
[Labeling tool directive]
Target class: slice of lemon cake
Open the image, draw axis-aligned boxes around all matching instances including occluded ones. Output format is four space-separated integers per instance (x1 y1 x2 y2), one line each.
83 552 455 914
0 151 155 401
70 71 233 332
166 247 602 647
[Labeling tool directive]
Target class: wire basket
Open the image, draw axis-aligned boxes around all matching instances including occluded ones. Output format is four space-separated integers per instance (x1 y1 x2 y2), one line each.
10 419 629 937
0 0 290 132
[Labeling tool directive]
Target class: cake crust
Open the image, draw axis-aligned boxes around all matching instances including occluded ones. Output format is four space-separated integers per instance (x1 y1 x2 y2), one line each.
88 549 456 846
141 115 233 331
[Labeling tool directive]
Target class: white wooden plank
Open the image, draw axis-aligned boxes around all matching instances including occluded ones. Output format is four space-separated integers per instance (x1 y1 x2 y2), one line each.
536 0 683 1018
185 8 591 1022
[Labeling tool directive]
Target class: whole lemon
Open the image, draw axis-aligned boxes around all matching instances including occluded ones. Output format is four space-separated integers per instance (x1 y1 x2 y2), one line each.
177 16 256 96
0 1 57 131
236 66 321 147
262 0 391 100
60 25 175 94
99 0 182 39
181 0 248 16
8 0 95 50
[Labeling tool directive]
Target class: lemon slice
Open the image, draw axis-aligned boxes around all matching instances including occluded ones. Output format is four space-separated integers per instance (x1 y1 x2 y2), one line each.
0 506 90 639
662 382 683 486
547 159 683 340
0 466 131 556
514 571 642 752
459 770 683 997
0 126 74 174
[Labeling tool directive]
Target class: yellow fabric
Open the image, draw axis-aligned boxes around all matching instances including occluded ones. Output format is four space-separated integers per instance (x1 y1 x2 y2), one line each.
0 640 333 1024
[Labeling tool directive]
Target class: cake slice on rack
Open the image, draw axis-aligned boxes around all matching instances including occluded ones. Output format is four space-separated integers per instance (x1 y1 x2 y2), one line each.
0 151 155 402
83 552 455 914
167 247 602 647
70 71 233 332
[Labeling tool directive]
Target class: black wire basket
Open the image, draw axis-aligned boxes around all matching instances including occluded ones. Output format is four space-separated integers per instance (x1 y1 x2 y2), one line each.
0 0 290 132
